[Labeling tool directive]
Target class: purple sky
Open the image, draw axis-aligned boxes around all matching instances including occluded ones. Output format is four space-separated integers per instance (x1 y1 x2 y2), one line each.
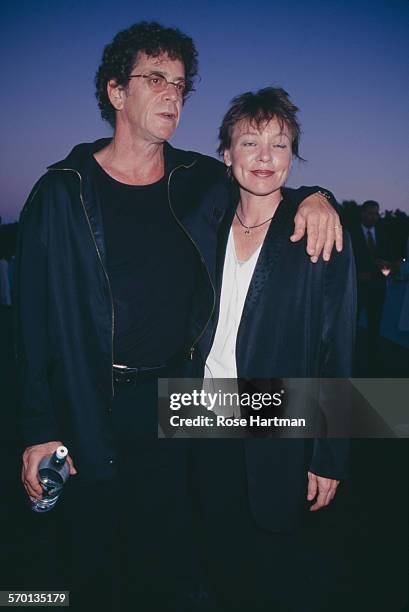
1 0 408 222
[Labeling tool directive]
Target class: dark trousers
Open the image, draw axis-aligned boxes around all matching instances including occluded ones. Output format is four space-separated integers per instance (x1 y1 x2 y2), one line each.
34 381 345 612
60 378 204 612
193 440 346 612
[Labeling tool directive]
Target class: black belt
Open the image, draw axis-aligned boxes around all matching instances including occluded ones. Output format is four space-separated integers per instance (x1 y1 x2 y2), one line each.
113 351 187 386
113 364 166 386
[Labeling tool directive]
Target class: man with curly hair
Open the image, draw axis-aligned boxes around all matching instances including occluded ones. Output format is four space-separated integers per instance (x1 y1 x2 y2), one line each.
17 21 343 611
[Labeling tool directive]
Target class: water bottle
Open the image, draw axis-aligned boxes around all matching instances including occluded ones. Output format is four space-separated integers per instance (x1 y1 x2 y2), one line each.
31 446 70 513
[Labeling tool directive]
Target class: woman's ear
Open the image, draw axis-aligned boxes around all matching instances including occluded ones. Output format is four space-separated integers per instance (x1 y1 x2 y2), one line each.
223 150 231 167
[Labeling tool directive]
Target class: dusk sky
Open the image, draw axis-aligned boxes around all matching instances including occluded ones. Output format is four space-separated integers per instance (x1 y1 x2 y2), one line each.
1 0 408 222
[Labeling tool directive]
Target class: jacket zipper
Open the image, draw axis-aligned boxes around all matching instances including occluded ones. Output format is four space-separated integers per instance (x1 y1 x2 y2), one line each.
167 163 216 360
48 168 115 397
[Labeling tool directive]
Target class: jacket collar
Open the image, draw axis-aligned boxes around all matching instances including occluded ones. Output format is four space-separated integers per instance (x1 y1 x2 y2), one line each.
46 139 199 268
47 138 198 174
234 189 298 325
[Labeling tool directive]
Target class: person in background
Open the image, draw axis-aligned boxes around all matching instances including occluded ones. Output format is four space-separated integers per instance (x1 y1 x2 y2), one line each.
350 200 394 372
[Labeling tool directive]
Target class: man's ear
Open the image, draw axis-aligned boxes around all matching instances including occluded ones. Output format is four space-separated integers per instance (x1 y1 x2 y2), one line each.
107 79 125 111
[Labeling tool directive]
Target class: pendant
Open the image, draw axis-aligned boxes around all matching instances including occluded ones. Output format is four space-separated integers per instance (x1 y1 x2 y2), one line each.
245 228 250 235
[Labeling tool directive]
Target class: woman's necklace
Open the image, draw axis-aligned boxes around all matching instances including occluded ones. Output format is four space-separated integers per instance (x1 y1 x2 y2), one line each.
235 198 282 235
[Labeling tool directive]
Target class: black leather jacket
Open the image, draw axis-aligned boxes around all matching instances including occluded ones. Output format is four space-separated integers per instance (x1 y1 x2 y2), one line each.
15 138 227 480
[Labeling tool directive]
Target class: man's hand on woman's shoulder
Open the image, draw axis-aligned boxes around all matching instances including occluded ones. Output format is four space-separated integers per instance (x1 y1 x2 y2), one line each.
291 191 343 263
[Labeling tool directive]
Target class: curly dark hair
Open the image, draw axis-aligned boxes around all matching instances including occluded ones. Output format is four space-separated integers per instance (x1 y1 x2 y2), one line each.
95 21 199 127
218 87 303 160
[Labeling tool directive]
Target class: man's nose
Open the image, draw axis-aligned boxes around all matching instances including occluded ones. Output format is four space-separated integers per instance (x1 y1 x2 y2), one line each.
164 83 179 100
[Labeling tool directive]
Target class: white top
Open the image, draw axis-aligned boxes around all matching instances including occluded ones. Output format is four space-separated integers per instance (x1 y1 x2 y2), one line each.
204 229 262 380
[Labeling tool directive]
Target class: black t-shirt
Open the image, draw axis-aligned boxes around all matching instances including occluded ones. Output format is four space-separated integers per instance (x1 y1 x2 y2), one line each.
94 157 200 367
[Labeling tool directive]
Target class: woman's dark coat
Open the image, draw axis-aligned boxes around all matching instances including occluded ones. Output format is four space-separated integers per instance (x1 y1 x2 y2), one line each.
199 184 356 531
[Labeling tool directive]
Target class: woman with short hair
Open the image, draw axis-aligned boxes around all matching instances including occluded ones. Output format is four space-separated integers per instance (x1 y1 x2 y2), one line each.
199 87 356 612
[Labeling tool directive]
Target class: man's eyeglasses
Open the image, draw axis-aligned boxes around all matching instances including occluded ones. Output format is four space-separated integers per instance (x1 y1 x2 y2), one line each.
129 72 186 96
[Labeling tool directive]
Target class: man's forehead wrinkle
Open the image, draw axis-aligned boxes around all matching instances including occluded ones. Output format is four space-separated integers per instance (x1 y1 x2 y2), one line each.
145 52 173 66
150 55 168 65
135 52 185 78
134 51 166 67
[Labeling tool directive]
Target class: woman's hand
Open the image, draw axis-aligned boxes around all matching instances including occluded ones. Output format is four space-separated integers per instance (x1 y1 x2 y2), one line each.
291 192 343 262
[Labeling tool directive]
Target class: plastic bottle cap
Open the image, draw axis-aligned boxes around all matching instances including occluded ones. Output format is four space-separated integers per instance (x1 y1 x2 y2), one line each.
56 446 68 460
